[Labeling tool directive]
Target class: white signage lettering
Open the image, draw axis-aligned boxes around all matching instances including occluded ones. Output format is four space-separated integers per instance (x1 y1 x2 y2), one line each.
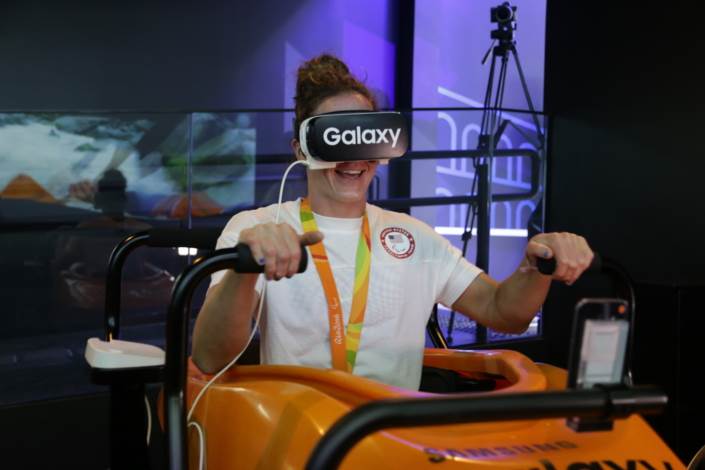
322 126 402 147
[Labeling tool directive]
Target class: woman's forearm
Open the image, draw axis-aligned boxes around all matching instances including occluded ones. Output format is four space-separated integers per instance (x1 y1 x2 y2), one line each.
191 271 261 373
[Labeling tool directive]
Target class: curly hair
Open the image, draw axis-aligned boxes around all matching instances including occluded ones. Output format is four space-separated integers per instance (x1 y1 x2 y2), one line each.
293 53 377 138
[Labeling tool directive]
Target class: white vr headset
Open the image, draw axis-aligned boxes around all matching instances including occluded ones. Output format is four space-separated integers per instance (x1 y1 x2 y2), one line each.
298 111 409 170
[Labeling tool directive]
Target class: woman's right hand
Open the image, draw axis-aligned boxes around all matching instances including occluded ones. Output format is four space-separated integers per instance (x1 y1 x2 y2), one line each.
239 223 323 281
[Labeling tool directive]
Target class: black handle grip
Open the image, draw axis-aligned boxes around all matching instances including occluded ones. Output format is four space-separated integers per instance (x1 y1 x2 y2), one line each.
234 243 308 274
537 253 602 276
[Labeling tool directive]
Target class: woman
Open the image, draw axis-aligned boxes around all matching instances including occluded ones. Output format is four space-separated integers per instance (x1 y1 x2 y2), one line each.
192 54 592 390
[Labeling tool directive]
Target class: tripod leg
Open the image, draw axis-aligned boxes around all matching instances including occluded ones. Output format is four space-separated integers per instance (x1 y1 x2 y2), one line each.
476 52 510 346
490 53 510 154
510 46 544 144
477 52 509 274
446 45 499 346
479 52 498 140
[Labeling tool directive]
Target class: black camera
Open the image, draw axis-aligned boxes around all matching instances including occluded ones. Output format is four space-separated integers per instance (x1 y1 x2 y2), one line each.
489 2 517 43
490 2 516 24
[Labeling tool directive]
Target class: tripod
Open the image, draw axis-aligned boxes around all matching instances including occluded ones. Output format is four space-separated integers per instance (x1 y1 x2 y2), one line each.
445 3 545 345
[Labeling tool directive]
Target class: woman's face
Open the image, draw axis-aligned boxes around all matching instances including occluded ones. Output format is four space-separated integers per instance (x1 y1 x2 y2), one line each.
297 91 378 217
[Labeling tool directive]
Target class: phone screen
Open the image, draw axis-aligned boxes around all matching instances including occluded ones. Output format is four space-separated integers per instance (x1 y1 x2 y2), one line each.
567 299 630 389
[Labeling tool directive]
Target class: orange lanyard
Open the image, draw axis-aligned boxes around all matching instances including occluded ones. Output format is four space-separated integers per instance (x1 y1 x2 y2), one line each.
299 198 371 372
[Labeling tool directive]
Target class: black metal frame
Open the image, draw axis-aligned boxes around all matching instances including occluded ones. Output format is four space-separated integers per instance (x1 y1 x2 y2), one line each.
163 248 243 469
99 231 157 470
536 255 637 384
98 233 287 469
426 304 449 349
104 232 151 341
305 387 667 470
96 227 221 470
240 147 541 212
388 0 415 209
104 227 222 341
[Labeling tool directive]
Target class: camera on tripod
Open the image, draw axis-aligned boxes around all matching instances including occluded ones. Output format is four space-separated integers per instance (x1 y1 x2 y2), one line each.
490 2 517 43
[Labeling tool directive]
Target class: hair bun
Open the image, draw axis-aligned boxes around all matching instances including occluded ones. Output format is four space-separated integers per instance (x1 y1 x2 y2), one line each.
298 54 351 88
294 53 377 137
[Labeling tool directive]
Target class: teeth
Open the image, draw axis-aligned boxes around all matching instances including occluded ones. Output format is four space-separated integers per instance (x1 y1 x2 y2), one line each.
340 170 363 175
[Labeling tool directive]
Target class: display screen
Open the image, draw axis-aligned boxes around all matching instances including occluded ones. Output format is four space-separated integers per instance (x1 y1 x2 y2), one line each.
568 299 630 389
576 319 629 387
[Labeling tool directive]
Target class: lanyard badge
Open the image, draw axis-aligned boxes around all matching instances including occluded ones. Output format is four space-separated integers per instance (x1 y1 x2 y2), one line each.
299 198 371 372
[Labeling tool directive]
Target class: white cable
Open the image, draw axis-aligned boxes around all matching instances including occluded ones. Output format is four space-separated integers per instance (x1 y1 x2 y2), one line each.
186 159 308 459
188 421 206 470
688 443 705 470
277 159 308 222
144 394 152 446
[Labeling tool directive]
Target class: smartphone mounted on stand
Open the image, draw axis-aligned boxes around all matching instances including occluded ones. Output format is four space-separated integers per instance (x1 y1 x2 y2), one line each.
566 298 631 431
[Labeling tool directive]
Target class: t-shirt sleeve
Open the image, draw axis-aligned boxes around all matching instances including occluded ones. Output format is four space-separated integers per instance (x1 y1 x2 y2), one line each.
432 233 483 308
208 211 265 293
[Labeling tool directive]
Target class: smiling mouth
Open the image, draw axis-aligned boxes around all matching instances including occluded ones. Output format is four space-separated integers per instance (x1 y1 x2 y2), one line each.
334 168 365 179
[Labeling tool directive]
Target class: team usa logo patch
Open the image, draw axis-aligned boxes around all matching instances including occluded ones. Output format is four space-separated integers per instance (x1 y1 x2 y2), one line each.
380 227 415 259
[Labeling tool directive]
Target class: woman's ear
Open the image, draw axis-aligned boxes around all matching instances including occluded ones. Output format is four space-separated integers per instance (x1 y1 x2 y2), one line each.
291 138 305 162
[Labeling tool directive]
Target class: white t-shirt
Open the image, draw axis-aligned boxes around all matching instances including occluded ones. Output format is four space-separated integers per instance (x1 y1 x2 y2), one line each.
209 199 482 390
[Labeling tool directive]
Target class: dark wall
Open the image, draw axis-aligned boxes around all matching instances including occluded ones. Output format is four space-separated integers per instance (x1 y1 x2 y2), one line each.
544 2 705 284
1 0 298 110
1 0 400 112
544 1 705 462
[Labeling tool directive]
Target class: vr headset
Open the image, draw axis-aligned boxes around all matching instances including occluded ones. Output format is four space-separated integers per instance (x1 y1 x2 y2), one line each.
298 111 409 170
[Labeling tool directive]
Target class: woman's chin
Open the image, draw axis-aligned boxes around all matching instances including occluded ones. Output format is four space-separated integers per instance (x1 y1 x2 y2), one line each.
332 191 366 204
328 180 368 202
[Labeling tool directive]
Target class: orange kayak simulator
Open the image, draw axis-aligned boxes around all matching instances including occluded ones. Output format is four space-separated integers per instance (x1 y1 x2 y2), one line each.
85 231 686 470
